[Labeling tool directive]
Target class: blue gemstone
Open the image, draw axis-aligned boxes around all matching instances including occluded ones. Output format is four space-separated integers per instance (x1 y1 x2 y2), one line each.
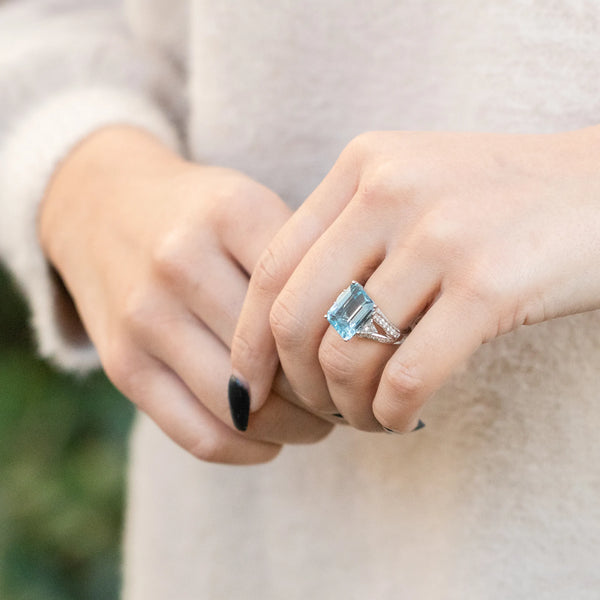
326 281 374 341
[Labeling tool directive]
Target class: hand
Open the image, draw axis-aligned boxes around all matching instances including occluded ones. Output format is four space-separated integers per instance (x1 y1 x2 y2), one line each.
39 126 332 464
231 129 600 432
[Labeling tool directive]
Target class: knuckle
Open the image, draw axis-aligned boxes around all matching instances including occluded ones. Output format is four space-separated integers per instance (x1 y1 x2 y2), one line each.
472 260 504 301
152 231 195 289
252 245 285 297
353 161 412 214
230 329 256 370
121 288 157 340
318 337 360 386
337 131 378 169
417 208 463 251
101 340 142 399
292 389 332 414
347 130 379 154
452 262 505 339
188 432 224 464
219 171 254 201
345 130 397 161
457 257 504 310
384 360 425 402
354 178 389 211
304 422 334 444
188 433 281 465
269 290 308 349
208 173 263 223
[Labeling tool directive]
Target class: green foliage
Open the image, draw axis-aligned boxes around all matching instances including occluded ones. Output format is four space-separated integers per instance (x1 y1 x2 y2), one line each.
0 265 133 600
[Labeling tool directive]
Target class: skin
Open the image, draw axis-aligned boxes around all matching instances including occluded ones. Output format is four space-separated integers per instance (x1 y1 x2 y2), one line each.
231 128 600 433
39 125 333 466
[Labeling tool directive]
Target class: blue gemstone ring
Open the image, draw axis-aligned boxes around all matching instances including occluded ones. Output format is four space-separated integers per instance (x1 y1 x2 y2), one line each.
326 281 416 344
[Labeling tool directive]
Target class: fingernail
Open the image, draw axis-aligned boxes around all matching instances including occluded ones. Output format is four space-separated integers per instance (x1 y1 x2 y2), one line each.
412 419 426 432
228 375 250 431
382 420 426 434
332 413 344 418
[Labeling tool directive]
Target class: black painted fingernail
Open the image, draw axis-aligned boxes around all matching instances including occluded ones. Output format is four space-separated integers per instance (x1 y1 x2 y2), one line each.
228 375 250 431
332 413 344 418
382 420 426 434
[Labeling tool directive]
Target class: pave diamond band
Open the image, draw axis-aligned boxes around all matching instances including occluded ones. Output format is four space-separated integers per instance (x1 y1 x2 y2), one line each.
326 281 415 345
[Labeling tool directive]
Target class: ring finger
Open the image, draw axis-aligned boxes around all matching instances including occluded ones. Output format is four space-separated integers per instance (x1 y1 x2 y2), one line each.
270 201 391 417
319 247 441 430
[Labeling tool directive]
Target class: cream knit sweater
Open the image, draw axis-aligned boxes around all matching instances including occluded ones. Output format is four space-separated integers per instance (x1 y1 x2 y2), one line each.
1 1 600 599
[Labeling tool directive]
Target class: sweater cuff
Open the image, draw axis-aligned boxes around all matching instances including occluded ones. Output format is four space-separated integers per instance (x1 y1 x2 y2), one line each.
0 86 183 373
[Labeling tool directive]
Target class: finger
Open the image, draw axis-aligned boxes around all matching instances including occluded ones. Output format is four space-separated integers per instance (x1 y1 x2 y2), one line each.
270 200 387 416
230 157 360 413
147 309 333 445
373 291 487 432
131 358 281 465
153 236 312 409
176 248 248 348
168 249 324 414
151 223 251 348
319 247 441 431
220 185 294 274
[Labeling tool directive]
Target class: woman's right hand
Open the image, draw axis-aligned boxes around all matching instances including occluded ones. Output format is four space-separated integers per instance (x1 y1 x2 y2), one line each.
39 126 333 465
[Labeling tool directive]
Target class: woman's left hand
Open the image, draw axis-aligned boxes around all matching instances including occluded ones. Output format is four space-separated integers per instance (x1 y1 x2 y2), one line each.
231 129 600 432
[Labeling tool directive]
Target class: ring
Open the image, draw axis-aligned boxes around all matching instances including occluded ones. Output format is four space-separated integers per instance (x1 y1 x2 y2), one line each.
325 281 416 344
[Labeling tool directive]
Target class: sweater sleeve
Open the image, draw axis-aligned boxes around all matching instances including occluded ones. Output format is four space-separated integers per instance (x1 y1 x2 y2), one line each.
0 0 186 372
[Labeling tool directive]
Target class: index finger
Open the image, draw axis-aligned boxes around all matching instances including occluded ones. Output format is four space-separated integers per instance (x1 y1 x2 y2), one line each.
229 157 359 417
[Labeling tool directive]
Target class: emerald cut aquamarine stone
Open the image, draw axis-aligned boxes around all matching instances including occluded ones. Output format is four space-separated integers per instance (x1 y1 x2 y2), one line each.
326 281 374 341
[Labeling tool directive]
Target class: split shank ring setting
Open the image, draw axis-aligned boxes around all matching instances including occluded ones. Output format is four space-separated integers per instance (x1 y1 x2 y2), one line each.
326 281 417 345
